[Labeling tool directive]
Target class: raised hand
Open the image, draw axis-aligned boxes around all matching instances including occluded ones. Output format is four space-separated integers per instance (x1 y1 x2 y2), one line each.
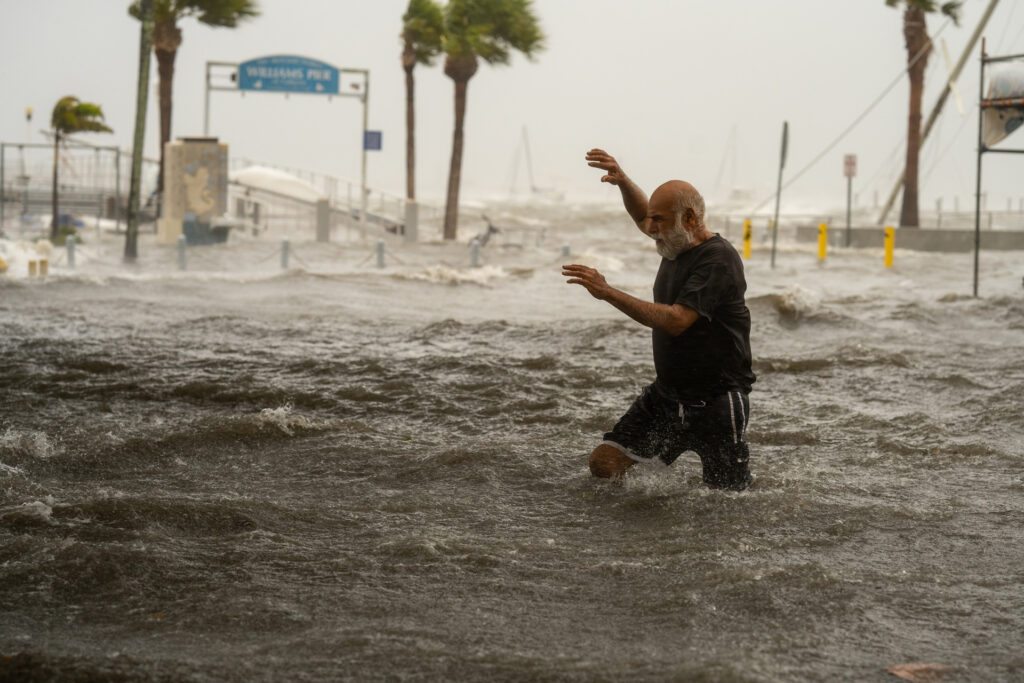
562 263 612 300
586 148 628 186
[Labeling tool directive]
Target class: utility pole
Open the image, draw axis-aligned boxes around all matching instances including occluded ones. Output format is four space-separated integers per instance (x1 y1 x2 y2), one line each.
770 121 788 269
125 0 154 261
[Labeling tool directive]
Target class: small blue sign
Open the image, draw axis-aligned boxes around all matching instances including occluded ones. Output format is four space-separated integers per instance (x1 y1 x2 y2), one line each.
364 130 382 151
238 55 339 95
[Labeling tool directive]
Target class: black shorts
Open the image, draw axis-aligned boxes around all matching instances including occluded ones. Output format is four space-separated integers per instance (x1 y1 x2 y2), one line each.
602 383 753 490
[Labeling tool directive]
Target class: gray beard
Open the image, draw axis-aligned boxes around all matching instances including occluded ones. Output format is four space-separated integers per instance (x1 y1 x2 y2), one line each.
655 216 696 259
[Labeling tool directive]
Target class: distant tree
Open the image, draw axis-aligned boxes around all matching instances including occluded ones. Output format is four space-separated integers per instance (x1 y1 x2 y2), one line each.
50 97 112 240
442 0 544 240
886 0 961 227
128 0 259 199
402 0 445 202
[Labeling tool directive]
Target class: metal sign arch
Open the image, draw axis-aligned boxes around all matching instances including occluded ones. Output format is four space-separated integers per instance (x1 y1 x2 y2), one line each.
203 55 371 229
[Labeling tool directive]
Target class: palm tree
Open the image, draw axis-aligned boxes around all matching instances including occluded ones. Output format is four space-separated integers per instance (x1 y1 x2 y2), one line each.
885 0 961 227
128 0 259 199
402 0 445 202
50 97 112 241
442 0 544 240
126 0 156 261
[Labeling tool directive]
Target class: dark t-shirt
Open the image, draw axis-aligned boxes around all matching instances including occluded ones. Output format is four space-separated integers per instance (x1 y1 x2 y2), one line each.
652 234 755 401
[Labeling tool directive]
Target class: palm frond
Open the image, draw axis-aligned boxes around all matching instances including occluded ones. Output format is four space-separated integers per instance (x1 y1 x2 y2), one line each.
190 0 259 28
403 0 445 65
51 96 113 135
132 0 258 27
444 0 545 66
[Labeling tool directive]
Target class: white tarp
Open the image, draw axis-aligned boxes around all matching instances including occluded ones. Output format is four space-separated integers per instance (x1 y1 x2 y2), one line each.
229 166 325 203
982 62 1024 147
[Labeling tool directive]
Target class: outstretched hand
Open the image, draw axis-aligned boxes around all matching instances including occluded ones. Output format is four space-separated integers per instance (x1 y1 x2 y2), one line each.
562 264 612 301
586 148 628 186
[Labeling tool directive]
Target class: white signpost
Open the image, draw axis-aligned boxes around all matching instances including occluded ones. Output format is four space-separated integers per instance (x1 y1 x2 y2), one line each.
843 154 857 179
844 154 857 247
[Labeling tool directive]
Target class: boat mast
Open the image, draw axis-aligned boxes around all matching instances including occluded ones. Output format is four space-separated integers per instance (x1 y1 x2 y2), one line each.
522 126 538 193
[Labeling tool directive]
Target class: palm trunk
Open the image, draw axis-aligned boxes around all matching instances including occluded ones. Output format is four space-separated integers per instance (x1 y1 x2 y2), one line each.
155 46 175 200
900 7 930 228
405 63 416 201
152 18 181 206
126 0 155 261
50 132 59 240
444 77 469 240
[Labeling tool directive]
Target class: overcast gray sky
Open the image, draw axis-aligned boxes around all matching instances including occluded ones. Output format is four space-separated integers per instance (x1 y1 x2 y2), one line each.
2 0 1023 214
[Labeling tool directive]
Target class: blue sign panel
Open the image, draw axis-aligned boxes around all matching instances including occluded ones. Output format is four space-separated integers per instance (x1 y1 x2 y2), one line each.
364 130 382 151
238 55 339 95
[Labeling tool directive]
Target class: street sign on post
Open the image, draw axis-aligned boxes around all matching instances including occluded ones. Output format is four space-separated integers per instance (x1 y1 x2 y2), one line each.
770 121 788 269
238 55 340 95
844 154 857 178
363 130 382 151
844 154 856 247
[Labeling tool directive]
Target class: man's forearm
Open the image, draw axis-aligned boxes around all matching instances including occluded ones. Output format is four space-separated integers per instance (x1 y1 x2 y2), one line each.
618 178 648 226
604 287 695 336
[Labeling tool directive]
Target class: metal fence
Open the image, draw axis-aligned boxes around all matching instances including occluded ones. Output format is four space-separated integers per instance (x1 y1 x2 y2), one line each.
0 138 161 236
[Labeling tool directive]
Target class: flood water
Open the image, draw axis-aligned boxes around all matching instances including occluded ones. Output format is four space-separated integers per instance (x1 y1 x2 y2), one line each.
2 205 1023 681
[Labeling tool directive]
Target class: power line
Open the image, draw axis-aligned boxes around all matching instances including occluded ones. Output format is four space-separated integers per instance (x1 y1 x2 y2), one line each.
746 17 953 214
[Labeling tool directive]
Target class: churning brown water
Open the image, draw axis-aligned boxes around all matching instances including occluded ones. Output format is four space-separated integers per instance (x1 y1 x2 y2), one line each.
2 204 1023 681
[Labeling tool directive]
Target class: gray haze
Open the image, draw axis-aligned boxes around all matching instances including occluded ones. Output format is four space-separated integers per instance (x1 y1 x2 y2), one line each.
2 0 1023 213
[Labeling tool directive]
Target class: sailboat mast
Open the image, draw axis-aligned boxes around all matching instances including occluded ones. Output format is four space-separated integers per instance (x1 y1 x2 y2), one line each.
522 126 538 193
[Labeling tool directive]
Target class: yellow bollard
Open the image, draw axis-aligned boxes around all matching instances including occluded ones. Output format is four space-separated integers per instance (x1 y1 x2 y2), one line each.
743 219 752 259
28 260 38 277
884 226 895 268
0 255 8 275
818 223 828 261
39 259 49 276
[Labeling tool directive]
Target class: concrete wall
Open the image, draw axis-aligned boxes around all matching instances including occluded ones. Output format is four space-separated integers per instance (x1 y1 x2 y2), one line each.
795 225 1024 252
157 139 228 244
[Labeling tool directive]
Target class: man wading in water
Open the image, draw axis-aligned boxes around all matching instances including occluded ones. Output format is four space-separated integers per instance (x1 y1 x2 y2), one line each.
562 149 756 490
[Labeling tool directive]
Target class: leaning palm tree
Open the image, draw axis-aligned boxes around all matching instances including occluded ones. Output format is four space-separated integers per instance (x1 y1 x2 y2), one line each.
50 97 112 241
128 0 259 198
442 0 544 240
402 0 445 202
885 0 961 227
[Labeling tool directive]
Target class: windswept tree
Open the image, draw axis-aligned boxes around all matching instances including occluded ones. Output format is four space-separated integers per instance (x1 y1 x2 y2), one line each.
128 0 259 197
442 0 544 240
50 97 112 240
886 0 961 227
402 0 445 202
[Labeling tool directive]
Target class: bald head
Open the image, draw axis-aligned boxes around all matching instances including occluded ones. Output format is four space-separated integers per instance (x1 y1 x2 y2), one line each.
650 180 705 227
653 180 701 201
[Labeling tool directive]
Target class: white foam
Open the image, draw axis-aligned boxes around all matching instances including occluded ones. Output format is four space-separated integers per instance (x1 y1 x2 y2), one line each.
256 405 313 436
402 264 508 285
568 251 625 272
774 284 822 319
0 239 55 279
0 428 58 459
0 461 25 476
0 500 56 525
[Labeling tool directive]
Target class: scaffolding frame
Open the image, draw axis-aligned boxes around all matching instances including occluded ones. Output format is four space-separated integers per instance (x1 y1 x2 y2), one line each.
974 38 1024 297
0 140 123 234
